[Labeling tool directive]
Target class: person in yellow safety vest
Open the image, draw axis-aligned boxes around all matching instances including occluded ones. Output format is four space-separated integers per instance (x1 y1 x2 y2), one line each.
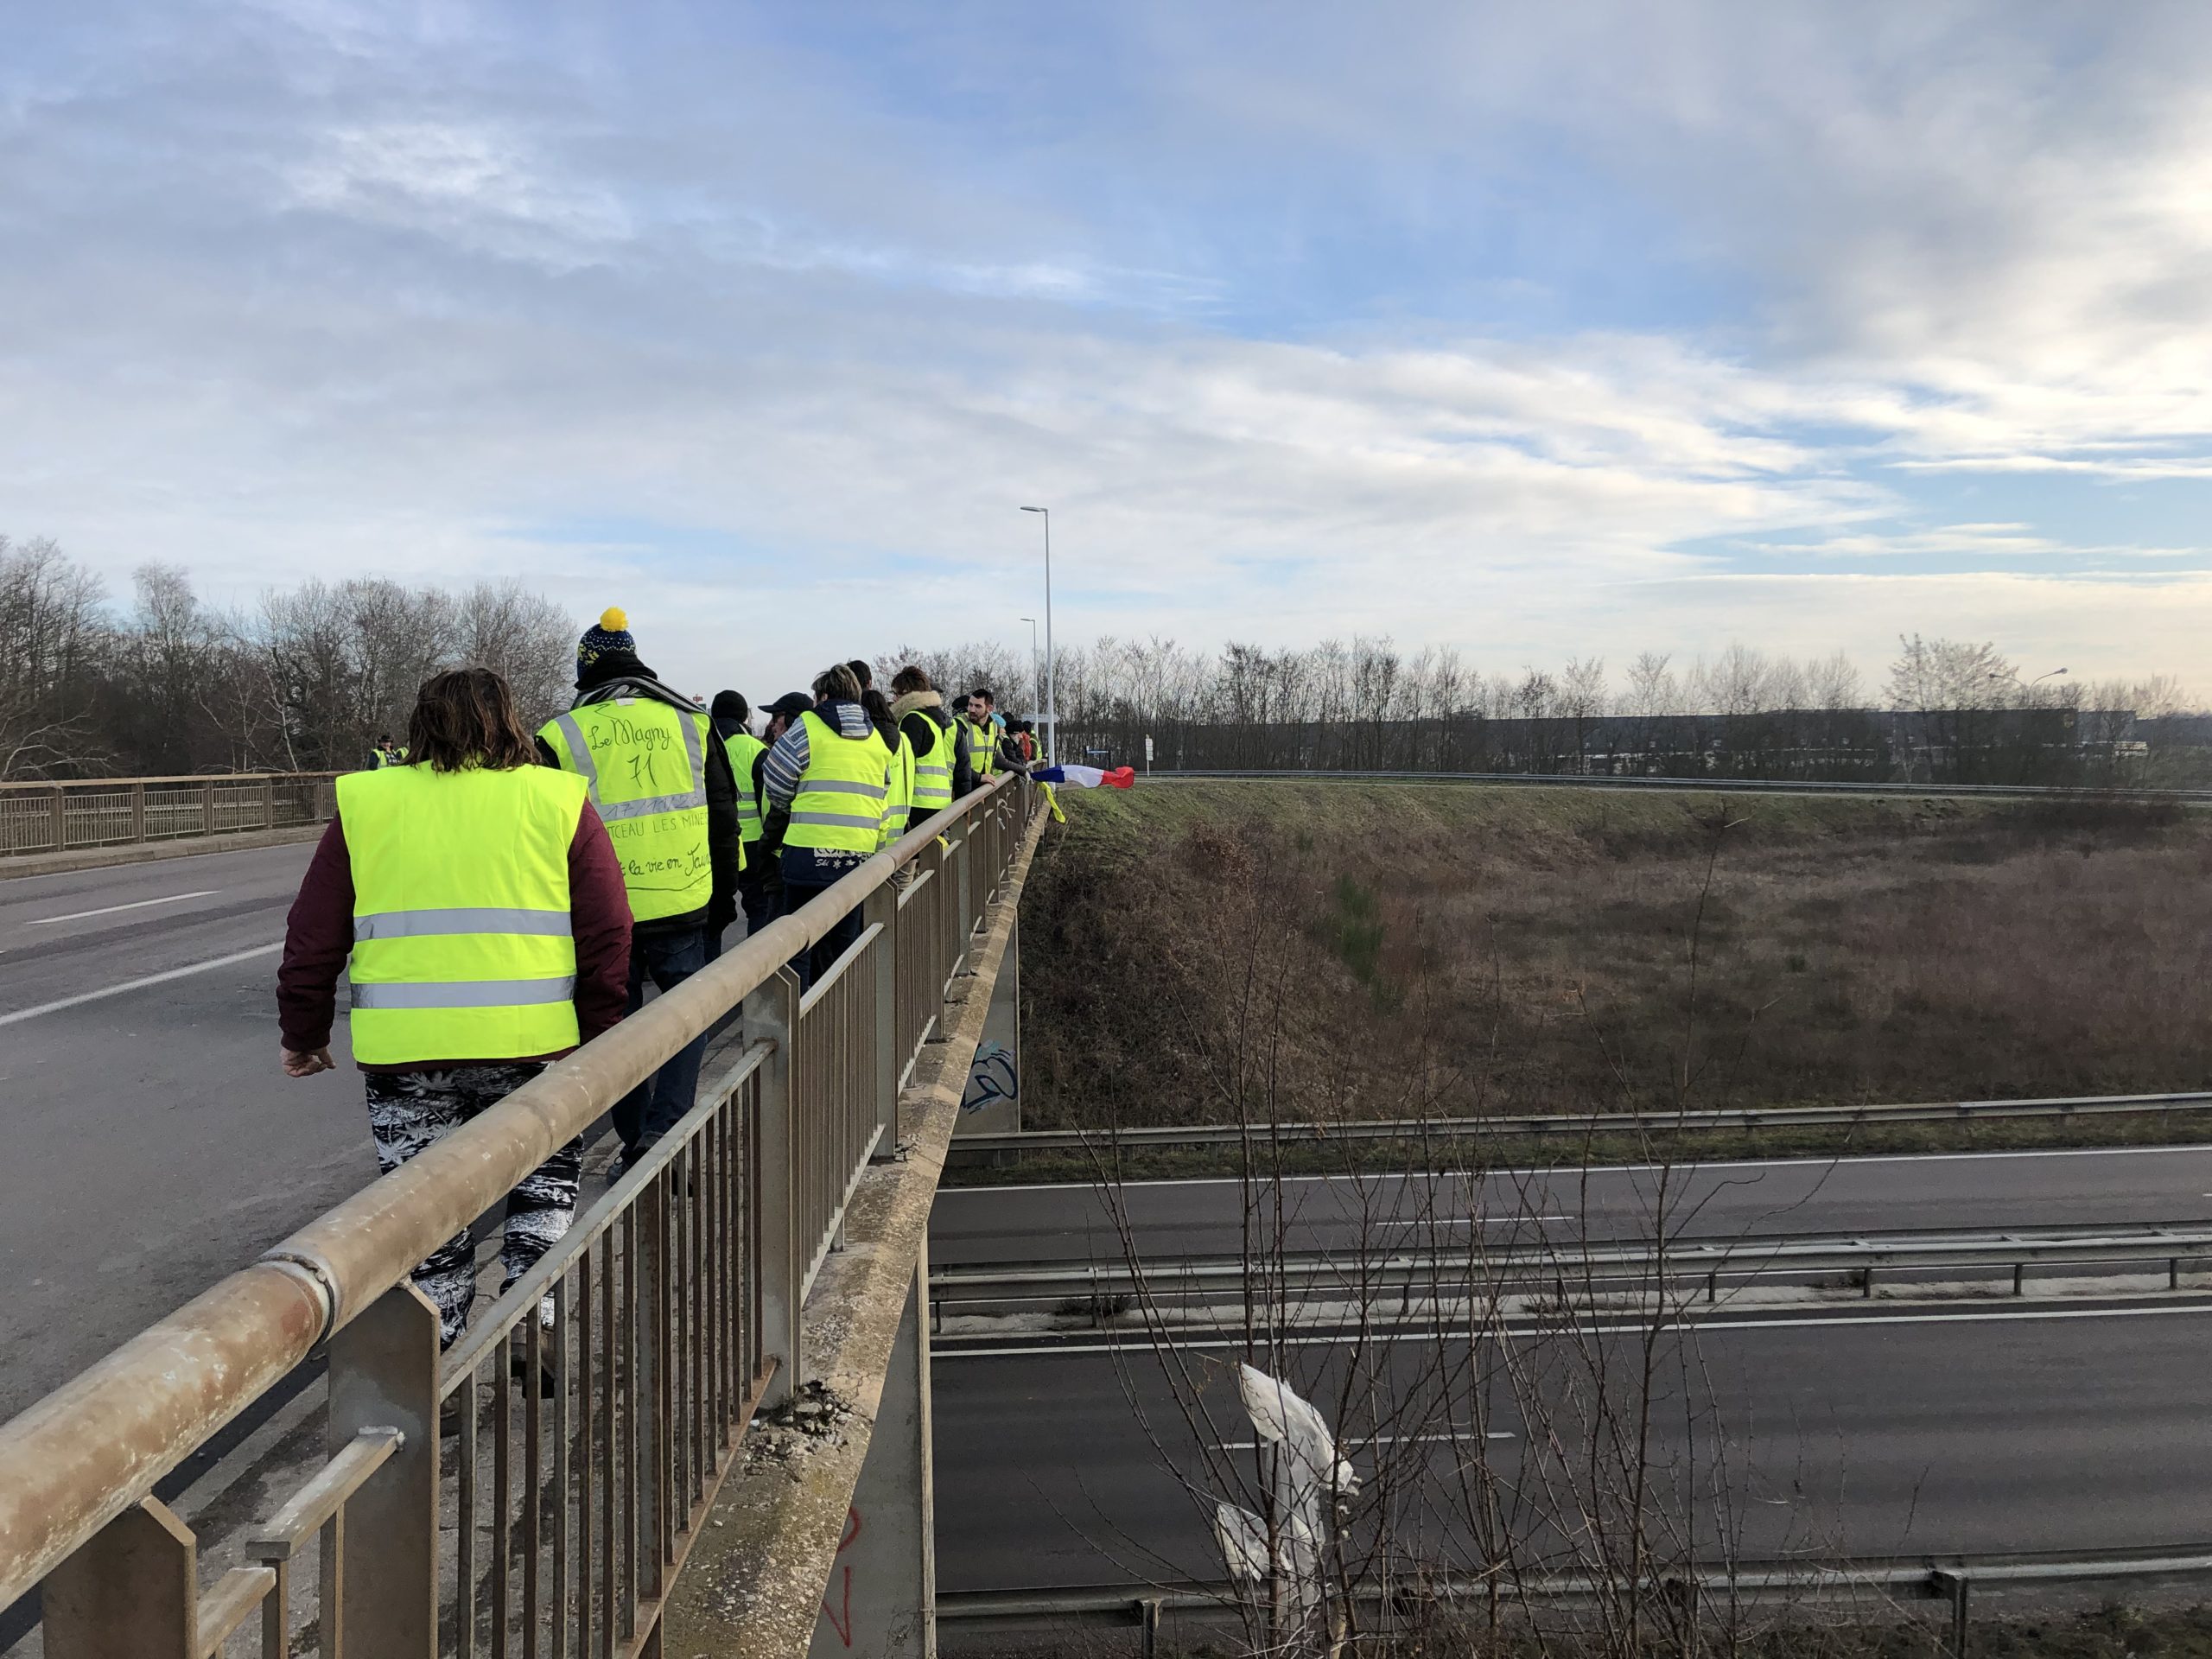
709 690 781 946
535 607 742 1171
370 734 408 768
964 687 1000 783
889 664 957 826
760 662 893 989
278 668 634 1348
842 659 916 853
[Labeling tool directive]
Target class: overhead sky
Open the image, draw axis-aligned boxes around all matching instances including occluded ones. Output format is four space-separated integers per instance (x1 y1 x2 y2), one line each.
6 2 2210 696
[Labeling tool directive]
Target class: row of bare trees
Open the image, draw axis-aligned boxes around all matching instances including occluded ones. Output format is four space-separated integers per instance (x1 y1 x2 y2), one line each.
0 537 575 778
898 634 2207 786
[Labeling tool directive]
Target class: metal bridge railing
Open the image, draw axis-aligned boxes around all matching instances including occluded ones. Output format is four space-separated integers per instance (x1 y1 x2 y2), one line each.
930 1219 2212 1325
949 1088 2212 1157
0 772 1036 1659
0 772 343 856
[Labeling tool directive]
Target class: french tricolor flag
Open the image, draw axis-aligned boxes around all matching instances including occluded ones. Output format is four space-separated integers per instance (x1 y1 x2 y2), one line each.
1033 764 1135 789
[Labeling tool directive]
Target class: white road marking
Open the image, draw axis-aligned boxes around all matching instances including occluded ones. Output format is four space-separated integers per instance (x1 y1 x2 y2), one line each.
0 942 283 1027
934 1298 2212 1359
24 890 219 925
944 1143 2212 1196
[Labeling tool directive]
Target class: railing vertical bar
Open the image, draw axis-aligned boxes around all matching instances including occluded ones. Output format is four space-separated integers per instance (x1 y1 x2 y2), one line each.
493 1346 512 1659
681 1141 698 1503
575 1244 594 1659
618 1204 638 1642
698 1117 717 1471
718 1102 734 1439
552 1269 571 1659
324 1508 346 1659
601 1222 619 1659
664 1142 684 1529
639 1179 664 1592
524 1312 543 1659
459 1365 480 1659
657 1170 676 1568
701 1112 718 1460
263 1559 289 1659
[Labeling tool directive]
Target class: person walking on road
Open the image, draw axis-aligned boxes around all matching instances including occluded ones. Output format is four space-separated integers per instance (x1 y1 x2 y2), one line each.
536 607 741 1167
761 663 892 988
890 665 957 828
278 668 632 1346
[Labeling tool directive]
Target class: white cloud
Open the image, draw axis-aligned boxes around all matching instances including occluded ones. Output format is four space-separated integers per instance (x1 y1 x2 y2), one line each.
2 0 2209 697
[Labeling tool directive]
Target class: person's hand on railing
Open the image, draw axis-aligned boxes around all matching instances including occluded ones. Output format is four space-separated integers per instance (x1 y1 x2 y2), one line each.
282 1046 335 1077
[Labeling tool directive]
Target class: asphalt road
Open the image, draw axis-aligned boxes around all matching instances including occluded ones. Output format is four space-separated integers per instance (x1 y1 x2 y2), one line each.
931 1298 2212 1591
0 841 376 1418
931 1147 2212 1268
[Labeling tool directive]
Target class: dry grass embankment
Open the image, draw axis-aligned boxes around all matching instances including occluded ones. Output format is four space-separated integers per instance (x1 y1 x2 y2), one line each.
1018 782 2212 1132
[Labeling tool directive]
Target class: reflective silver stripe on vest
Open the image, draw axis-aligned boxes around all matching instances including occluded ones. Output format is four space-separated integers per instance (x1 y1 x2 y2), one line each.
679 706 704 789
788 810 885 830
914 765 951 778
355 907 574 940
599 790 707 822
351 976 577 1010
803 779 888 799
553 714 598 789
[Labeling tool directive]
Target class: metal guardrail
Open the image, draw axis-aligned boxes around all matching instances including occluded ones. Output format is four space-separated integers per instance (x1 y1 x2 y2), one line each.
938 1549 2212 1656
948 1090 2212 1157
0 772 342 857
0 774 1038 1659
1150 768 2212 802
930 1220 2212 1324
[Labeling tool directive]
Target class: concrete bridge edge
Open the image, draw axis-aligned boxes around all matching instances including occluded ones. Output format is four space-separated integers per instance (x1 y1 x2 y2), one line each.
664 803 1049 1659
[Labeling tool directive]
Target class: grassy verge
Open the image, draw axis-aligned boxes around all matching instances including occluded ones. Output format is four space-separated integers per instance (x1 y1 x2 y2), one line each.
943 1108 2212 1186
1020 781 2212 1139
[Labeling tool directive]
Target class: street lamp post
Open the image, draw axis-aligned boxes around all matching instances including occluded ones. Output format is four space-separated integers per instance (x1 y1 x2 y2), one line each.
1020 506 1055 761
1019 616 1039 719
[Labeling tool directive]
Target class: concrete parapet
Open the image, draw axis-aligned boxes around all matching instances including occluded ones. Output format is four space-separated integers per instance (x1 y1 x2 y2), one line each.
664 803 1046 1659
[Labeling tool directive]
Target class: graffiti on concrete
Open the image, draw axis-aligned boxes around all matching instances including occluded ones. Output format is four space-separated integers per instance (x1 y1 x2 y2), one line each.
962 1040 1017 1115
819 1504 863 1647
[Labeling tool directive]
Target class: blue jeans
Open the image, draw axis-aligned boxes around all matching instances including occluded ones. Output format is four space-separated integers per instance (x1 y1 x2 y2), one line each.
613 925 710 1154
741 878 782 939
704 880 782 962
781 880 863 994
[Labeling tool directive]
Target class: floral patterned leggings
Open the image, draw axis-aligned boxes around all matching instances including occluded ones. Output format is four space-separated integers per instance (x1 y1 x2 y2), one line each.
364 1065 583 1346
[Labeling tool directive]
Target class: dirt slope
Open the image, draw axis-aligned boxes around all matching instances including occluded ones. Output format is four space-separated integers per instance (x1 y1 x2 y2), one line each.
1018 782 2212 1129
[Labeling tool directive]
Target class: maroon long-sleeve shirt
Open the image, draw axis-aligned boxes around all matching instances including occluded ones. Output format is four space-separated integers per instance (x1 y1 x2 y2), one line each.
278 803 633 1071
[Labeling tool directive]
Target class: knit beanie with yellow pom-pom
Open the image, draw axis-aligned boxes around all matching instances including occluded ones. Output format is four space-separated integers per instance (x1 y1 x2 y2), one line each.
575 606 637 670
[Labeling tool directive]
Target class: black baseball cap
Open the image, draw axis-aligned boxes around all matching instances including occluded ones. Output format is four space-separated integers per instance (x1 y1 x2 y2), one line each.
765 691 815 718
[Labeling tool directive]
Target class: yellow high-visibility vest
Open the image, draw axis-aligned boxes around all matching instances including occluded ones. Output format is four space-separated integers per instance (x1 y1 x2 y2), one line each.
539 697 719 922
785 709 892 854
880 731 917 849
968 717 998 778
338 763 586 1065
723 730 767 844
908 714 954 817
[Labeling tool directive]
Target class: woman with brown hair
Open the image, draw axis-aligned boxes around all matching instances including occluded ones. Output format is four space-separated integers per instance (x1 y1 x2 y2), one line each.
277 667 632 1346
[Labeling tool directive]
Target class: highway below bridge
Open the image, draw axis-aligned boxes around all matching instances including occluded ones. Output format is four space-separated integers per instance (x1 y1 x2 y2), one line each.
3 840 2211 1624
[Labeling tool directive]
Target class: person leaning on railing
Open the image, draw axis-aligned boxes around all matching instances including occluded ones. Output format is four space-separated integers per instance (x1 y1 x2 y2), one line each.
890 664 958 825
962 688 1001 789
277 667 632 1349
